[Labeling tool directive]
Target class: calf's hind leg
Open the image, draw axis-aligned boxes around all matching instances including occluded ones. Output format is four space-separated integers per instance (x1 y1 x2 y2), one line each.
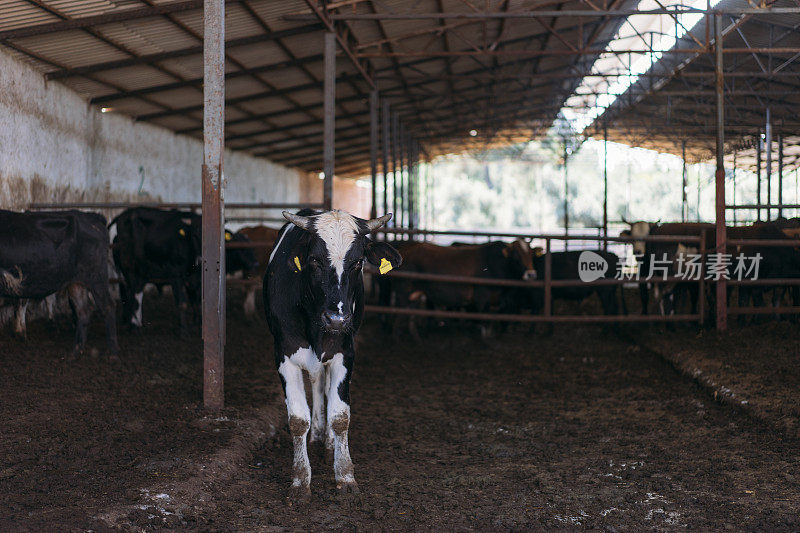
309 367 327 451
327 352 358 494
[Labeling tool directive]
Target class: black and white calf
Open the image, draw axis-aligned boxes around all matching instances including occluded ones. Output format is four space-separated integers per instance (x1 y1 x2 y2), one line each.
263 209 401 497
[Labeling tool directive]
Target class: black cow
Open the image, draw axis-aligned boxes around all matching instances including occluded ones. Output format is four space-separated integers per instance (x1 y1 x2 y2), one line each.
110 207 201 336
733 223 800 321
110 207 258 335
264 209 400 498
224 229 259 277
0 209 118 357
530 249 623 316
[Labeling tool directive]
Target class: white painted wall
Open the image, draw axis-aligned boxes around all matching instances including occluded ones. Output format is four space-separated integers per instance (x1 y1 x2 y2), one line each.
0 45 305 211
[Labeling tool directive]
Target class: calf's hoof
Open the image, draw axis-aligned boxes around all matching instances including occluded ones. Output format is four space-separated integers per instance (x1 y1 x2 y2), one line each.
336 480 360 495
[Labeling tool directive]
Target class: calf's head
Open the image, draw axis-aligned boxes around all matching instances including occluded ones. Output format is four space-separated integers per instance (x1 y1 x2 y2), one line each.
283 209 402 334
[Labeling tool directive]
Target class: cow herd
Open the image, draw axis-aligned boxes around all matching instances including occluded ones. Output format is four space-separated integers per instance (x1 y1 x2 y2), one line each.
2 206 800 360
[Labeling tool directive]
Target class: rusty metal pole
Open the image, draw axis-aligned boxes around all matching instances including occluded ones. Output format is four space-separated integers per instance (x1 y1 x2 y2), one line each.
682 140 688 222
714 13 727 332
563 142 569 252
391 112 399 228
698 229 706 325
778 133 784 219
733 151 737 225
202 0 226 410
409 139 416 233
603 124 608 252
382 100 390 220
756 131 762 221
765 108 772 221
399 124 406 229
544 238 552 317
369 90 378 219
323 32 336 211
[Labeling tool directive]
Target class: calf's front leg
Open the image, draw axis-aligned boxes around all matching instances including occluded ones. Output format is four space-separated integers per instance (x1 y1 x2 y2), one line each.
278 356 312 498
326 352 358 493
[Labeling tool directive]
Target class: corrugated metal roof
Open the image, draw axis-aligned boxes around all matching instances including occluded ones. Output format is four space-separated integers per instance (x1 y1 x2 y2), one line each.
588 0 800 170
0 0 654 177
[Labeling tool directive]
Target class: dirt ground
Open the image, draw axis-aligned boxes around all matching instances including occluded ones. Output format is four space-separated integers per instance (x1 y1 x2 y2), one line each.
2 292 800 531
636 320 800 439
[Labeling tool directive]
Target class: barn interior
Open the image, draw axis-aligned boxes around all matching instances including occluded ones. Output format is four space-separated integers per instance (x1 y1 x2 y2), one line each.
2 0 800 529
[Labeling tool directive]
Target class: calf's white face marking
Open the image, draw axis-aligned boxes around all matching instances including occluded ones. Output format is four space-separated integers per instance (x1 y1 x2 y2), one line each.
313 210 359 282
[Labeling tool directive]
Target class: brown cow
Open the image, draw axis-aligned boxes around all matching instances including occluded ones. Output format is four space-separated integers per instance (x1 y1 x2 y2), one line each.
388 239 534 337
237 225 280 318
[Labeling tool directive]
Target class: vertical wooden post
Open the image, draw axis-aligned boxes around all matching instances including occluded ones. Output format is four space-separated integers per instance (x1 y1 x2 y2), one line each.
714 13 727 332
369 90 379 219
202 0 226 410
323 32 336 211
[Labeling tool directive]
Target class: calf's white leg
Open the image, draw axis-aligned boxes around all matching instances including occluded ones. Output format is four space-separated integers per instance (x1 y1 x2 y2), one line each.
309 367 327 445
278 355 312 496
326 352 358 493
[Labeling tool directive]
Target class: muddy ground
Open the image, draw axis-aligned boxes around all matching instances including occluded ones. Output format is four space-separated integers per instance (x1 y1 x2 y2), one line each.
1 292 799 531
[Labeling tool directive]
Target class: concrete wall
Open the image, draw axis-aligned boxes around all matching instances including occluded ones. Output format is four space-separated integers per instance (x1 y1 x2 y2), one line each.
0 45 308 214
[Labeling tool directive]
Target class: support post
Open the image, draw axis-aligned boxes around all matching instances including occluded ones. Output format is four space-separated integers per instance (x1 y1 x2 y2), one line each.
682 140 688 222
732 151 737 225
202 0 226 410
409 139 416 232
391 112 399 227
756 130 762 221
603 124 608 251
765 108 772 221
323 32 336 211
399 125 406 229
778 133 784 219
563 142 569 251
714 13 727 332
544 238 552 317
381 100 390 220
369 90 378 219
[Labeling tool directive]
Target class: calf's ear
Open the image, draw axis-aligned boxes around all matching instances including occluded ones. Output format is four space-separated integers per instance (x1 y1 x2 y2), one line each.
365 241 402 273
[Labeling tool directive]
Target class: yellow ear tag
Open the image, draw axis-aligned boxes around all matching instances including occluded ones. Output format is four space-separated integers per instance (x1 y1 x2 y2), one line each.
225 232 232 242
179 228 186 237
379 258 393 275
293 256 302 272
